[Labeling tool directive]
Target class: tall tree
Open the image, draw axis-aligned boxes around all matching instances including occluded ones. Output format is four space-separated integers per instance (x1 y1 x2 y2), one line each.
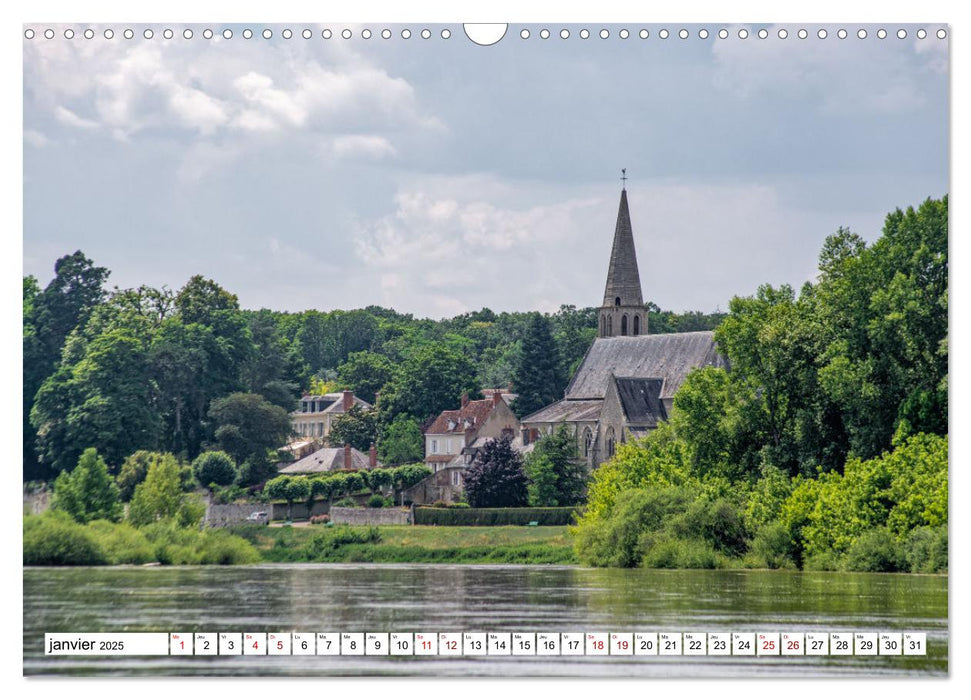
510 312 563 418
52 448 122 523
329 405 379 452
463 435 529 508
337 351 395 405
524 424 588 506
207 392 292 480
23 252 109 478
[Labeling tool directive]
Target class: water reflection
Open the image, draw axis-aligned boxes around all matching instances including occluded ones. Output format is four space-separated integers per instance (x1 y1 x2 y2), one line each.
24 565 947 677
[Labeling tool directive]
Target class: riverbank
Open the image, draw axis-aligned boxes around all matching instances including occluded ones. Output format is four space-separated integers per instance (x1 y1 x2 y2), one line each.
231 523 578 564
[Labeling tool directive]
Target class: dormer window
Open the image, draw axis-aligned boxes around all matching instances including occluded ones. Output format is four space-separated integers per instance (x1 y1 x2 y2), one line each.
447 419 456 431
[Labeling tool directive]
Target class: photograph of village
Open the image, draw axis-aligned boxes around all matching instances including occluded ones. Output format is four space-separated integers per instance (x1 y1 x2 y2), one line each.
22 21 948 678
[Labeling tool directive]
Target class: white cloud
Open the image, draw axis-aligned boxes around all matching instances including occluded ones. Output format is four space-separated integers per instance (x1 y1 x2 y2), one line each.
331 134 397 160
711 25 946 115
24 37 440 146
54 105 99 130
24 129 52 148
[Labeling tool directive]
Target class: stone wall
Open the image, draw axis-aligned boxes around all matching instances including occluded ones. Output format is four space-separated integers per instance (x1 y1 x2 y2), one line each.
329 506 412 526
23 490 50 515
268 500 331 521
206 503 267 528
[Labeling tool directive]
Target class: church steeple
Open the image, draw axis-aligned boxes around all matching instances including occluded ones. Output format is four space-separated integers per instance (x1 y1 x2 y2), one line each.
598 180 646 338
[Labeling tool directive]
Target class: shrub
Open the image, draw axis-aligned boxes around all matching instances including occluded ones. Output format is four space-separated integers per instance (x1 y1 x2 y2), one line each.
638 534 721 570
23 512 106 566
85 520 155 565
672 497 748 556
414 506 575 527
302 526 381 560
367 494 385 508
747 521 797 569
573 486 696 567
900 526 947 573
141 521 260 565
843 528 904 572
310 514 331 525
52 448 122 523
333 497 358 508
192 451 238 488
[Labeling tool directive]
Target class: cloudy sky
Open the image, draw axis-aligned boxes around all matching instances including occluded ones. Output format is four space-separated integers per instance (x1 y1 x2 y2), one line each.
23 23 949 318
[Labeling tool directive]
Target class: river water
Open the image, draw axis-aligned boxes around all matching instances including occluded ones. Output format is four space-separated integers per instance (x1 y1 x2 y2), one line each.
23 564 947 677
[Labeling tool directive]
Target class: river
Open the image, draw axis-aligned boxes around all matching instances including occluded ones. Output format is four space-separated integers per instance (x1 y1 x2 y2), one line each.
23 564 947 677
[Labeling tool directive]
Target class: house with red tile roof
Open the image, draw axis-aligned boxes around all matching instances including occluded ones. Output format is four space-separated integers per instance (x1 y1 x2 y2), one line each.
423 390 520 475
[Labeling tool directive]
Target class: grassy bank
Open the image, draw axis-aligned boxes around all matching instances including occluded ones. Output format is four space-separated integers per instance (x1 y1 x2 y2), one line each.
230 524 578 564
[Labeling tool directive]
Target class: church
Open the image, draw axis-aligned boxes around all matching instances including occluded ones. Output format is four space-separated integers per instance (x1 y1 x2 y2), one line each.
521 183 728 469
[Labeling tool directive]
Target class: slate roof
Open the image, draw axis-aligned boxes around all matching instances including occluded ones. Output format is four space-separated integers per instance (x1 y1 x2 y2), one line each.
614 376 667 427
566 331 727 400
602 188 644 308
278 446 373 474
521 398 603 424
425 397 502 435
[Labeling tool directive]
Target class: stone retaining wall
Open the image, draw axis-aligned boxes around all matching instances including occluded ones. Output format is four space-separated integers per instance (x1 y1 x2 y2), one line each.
329 506 412 526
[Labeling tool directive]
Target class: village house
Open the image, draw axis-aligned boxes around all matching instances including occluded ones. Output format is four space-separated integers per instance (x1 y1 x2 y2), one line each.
521 186 728 469
278 443 380 475
291 389 372 443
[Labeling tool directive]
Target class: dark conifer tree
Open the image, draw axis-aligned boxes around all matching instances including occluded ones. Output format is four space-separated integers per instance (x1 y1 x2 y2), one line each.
510 312 563 418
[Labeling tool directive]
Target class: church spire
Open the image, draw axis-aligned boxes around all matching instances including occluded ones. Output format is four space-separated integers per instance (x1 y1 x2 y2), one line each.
598 181 646 338
601 186 643 309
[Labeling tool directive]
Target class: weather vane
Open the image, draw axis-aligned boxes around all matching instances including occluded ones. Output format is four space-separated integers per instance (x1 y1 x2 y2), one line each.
621 168 627 188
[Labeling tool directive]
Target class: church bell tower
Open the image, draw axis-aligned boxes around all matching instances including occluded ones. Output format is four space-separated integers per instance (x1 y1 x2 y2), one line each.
599 173 646 338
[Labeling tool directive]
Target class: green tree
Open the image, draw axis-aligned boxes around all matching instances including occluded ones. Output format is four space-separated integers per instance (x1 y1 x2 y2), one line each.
23 252 109 479
524 424 588 506
377 415 424 465
329 405 378 452
32 326 161 473
337 351 395 404
52 448 122 523
510 312 563 418
192 451 238 488
378 344 479 424
128 453 186 526
207 392 292 471
117 450 177 501
463 436 528 508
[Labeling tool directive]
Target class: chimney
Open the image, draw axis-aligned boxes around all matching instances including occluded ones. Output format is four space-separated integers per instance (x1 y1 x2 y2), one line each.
461 392 469 409
369 444 377 468
492 390 502 407
342 389 354 412
343 443 352 469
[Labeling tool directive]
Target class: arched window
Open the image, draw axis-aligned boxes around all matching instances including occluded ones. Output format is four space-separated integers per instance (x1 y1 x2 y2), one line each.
607 316 613 335
606 427 616 457
615 297 621 306
633 315 640 336
600 314 605 336
621 315 628 336
583 427 593 457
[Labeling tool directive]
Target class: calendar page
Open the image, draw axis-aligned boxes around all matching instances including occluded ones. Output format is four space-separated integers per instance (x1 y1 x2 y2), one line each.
20 3 951 684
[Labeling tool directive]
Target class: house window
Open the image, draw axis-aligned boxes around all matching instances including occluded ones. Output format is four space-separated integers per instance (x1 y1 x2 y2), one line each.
633 315 640 336
318 422 324 436
431 439 439 454
607 316 613 335
615 297 621 306
451 471 461 486
606 427 616 457
446 439 452 453
621 315 628 336
583 427 592 457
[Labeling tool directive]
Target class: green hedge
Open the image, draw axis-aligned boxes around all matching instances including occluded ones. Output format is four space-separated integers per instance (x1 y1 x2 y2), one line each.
414 506 576 526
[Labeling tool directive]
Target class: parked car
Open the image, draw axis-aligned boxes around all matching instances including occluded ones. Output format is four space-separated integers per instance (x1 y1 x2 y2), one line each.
245 511 269 524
